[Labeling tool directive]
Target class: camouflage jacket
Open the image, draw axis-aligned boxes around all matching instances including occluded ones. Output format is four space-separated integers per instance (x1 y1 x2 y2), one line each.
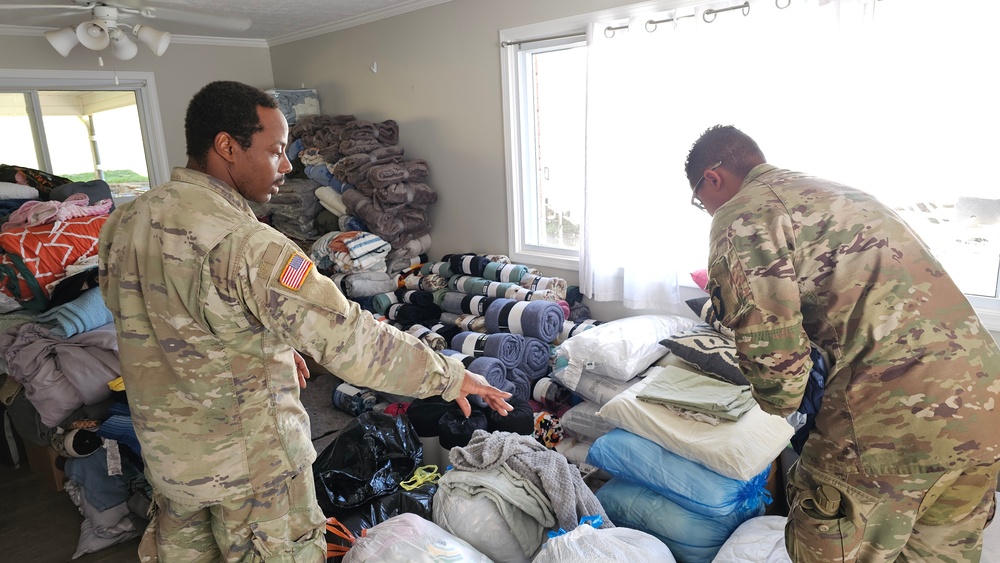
98 167 465 503
708 164 1000 475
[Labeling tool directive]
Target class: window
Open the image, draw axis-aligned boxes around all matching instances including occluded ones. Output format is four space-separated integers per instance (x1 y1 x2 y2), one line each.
501 0 1000 324
0 69 169 197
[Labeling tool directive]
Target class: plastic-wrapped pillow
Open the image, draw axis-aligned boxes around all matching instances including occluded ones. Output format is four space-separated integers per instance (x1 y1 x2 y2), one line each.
712 516 791 563
533 519 675 563
553 314 696 392
344 513 492 562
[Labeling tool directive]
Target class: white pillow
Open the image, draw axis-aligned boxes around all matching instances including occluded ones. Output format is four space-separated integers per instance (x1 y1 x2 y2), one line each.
554 314 695 392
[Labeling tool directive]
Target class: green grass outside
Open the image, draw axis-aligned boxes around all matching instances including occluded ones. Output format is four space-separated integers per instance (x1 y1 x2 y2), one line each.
63 169 148 183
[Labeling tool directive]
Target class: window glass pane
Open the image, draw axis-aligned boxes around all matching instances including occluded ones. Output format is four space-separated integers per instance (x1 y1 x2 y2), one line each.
37 90 150 196
0 93 39 168
528 47 586 250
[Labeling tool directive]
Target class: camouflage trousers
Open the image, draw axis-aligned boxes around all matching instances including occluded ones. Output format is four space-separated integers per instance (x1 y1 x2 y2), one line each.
138 467 327 563
785 459 1000 562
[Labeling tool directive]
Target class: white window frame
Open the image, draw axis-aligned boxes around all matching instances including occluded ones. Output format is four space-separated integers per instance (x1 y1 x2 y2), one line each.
0 69 170 187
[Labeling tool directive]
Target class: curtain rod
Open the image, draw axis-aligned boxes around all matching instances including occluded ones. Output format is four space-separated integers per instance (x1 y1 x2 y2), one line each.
501 32 585 48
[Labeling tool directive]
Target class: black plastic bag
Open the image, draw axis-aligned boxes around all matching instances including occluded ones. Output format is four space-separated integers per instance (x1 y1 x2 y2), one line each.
313 411 423 514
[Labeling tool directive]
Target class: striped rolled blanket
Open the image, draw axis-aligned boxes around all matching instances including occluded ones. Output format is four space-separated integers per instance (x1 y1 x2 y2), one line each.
520 336 551 380
406 324 447 351
485 298 565 343
450 331 524 370
309 230 389 275
504 286 559 302
440 291 498 316
482 262 528 283
439 312 487 333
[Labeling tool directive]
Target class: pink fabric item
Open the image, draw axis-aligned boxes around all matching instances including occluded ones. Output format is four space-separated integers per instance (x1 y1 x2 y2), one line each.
3 193 113 232
691 269 709 291
557 300 571 319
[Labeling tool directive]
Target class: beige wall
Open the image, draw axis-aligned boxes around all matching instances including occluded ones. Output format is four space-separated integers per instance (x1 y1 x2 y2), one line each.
0 34 275 170
269 0 657 321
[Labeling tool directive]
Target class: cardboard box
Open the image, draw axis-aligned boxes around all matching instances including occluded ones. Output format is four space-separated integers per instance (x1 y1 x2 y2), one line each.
23 440 65 492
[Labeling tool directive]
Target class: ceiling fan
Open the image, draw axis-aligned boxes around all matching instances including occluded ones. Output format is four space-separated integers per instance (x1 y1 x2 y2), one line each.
0 1 253 60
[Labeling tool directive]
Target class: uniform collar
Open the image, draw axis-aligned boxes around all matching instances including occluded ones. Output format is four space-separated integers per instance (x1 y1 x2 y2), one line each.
170 167 256 217
740 163 780 190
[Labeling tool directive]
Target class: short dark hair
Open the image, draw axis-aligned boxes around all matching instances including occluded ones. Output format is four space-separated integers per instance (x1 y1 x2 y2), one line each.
184 81 278 166
684 125 766 187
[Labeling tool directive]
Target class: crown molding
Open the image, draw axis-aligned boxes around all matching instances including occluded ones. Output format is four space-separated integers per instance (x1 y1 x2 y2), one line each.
267 0 453 47
169 34 269 48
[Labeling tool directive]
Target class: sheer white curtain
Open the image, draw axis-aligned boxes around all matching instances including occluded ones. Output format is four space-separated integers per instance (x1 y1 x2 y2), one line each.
579 0 873 310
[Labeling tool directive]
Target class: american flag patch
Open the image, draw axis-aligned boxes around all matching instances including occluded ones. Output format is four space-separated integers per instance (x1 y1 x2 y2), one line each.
279 253 313 290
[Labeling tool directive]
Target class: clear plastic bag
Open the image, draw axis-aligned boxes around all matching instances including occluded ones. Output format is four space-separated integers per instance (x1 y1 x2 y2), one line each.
343 513 493 563
532 519 675 563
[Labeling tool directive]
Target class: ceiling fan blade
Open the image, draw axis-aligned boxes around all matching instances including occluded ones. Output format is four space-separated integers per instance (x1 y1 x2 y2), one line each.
140 6 252 32
0 4 92 9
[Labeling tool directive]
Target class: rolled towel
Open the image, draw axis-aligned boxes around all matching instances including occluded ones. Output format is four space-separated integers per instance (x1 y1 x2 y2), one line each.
520 336 551 379
450 331 524 370
439 312 487 333
485 298 566 343
34 286 113 338
482 262 528 283
440 291 498 316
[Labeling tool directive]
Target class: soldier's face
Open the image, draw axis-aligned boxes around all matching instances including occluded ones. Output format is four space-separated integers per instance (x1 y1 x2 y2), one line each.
231 107 292 203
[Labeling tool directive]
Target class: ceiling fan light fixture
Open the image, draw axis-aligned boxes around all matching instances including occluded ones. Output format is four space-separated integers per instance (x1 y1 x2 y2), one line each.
44 26 80 57
110 29 138 60
76 18 110 50
132 24 170 56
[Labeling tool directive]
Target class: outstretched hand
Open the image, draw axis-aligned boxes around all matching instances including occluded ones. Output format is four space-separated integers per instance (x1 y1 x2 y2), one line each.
293 350 311 389
456 371 514 418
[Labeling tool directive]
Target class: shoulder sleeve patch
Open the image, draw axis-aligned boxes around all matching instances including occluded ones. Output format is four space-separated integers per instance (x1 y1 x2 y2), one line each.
279 252 314 290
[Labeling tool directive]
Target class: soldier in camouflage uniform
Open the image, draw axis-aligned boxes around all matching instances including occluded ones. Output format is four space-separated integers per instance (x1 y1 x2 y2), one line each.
685 125 1000 562
98 81 512 563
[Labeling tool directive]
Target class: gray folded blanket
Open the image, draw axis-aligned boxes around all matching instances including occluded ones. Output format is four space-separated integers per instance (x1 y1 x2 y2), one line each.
449 430 613 533
372 182 438 212
369 160 430 190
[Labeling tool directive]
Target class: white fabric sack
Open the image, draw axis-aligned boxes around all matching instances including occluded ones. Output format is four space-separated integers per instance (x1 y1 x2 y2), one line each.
532 522 675 563
598 369 793 481
712 516 791 563
554 314 695 391
343 513 492 563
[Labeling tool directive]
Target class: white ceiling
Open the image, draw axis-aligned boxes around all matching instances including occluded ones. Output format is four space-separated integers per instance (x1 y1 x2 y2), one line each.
0 0 452 46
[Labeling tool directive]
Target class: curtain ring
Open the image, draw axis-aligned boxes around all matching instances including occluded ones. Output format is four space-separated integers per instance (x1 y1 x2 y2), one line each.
743 3 751 16
776 0 791 8
703 10 717 23
645 19 657 33
604 26 615 39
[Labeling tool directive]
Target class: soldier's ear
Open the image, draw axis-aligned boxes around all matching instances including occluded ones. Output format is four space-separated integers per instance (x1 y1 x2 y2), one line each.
214 132 237 163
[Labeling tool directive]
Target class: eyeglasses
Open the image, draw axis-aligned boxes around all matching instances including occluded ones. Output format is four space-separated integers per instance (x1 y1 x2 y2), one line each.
691 160 722 212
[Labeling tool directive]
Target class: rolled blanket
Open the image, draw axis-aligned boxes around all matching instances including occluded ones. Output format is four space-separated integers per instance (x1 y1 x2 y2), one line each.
338 214 368 233
371 291 399 316
450 331 524 370
448 275 488 295
440 291 498 316
519 274 568 301
507 368 532 402
406 324 447 351
444 254 490 277
371 182 438 212
439 312 487 333
387 233 432 261
485 298 566 343
484 254 511 265
394 287 435 308
329 271 397 298
552 320 598 345
34 286 112 338
369 159 430 190
428 322 461 344
482 262 528 283
420 261 455 279
341 189 403 239
505 286 559 302
314 185 348 216
403 273 448 292
386 253 428 275
520 337 551 380
441 349 514 409
386 302 442 325
339 138 382 156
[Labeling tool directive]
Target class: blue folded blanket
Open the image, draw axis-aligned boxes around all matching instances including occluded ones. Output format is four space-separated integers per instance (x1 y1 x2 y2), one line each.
484 298 565 343
450 331 524 369
35 286 113 338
